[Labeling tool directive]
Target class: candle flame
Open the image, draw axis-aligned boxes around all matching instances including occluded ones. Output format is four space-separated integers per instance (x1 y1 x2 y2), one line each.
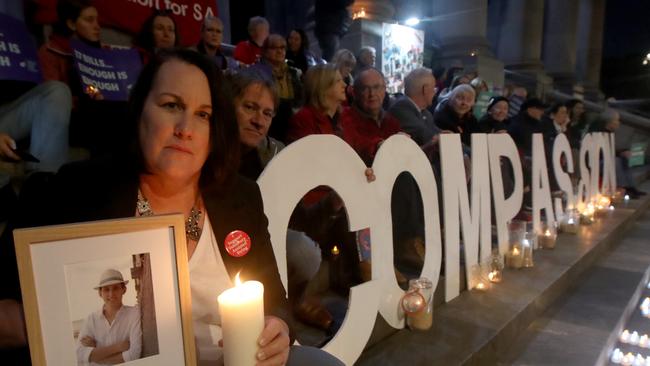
235 272 242 286
544 229 551 236
476 282 486 290
513 247 520 255
331 245 340 255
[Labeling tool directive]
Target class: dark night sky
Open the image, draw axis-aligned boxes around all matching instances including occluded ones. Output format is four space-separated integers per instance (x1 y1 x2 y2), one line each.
603 0 650 59
602 0 650 100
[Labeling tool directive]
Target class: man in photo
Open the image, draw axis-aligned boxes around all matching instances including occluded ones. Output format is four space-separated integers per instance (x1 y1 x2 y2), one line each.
76 269 142 365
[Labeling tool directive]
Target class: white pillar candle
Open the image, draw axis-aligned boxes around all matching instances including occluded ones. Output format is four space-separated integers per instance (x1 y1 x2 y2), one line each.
218 275 265 366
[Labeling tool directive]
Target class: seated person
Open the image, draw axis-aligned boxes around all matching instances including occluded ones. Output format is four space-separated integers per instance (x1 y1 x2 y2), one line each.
475 96 509 134
589 109 646 198
134 9 179 65
76 269 141 365
246 34 302 143
191 16 238 72
233 16 269 65
433 84 477 146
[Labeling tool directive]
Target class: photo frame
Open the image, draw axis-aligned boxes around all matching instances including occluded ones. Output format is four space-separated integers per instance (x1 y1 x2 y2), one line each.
13 214 196 366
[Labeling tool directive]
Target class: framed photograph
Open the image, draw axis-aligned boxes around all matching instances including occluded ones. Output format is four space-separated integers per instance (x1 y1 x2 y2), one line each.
13 214 196 366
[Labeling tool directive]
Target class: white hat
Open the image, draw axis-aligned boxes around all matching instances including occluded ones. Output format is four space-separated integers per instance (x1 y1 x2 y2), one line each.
94 269 129 290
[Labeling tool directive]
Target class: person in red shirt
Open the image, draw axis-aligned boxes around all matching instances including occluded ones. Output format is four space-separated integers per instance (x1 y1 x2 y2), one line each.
286 64 346 143
233 16 269 65
340 67 401 165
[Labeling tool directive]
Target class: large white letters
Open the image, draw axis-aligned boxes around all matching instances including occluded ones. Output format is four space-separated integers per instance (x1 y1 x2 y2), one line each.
487 134 524 255
532 134 556 239
440 134 491 300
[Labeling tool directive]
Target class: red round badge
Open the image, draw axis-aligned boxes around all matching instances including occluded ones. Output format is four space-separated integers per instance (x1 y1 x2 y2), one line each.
224 230 252 257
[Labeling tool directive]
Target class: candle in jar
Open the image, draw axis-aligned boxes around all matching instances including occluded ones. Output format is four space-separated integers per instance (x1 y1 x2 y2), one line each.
631 331 640 345
539 229 556 249
475 282 486 291
218 274 265 366
611 348 623 364
506 247 524 269
621 329 631 343
488 270 502 283
639 334 649 348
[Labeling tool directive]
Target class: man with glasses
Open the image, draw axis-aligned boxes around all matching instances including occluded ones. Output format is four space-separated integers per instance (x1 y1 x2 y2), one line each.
340 67 401 165
246 34 303 143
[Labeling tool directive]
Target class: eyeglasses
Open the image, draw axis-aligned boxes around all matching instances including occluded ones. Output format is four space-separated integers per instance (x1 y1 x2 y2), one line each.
241 102 275 120
358 84 385 94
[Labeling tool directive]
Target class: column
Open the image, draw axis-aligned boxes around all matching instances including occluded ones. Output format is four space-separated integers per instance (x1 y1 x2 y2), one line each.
339 1 395 67
489 0 552 96
542 0 580 95
575 0 606 102
427 0 504 90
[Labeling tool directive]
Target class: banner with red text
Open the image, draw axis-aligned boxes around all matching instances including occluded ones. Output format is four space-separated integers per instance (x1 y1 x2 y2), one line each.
33 0 218 46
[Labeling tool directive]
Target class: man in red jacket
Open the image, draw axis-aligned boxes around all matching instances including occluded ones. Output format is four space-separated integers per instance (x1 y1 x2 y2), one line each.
340 67 401 165
233 16 269 65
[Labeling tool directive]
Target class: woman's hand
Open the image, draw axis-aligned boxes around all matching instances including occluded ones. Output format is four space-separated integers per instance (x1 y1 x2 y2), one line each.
256 316 290 366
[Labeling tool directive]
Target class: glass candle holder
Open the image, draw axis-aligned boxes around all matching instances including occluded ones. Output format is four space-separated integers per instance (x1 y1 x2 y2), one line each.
538 223 557 249
470 264 490 291
580 204 595 225
559 210 580 234
402 278 433 331
522 233 535 267
487 249 503 283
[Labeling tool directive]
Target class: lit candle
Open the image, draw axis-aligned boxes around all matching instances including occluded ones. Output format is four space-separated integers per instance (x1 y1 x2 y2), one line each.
623 352 635 366
625 194 630 202
612 348 624 364
488 270 502 283
506 246 523 269
621 329 631 343
635 353 645 366
539 228 557 249
475 282 486 291
631 331 640 345
218 274 265 366
639 334 649 348
331 245 340 255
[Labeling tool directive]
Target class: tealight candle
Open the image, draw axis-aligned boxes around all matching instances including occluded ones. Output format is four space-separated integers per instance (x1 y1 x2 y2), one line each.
218 274 265 366
539 228 557 249
612 348 624 364
488 270 502 283
505 246 524 269
621 329 631 343
475 282 487 291
625 194 630 202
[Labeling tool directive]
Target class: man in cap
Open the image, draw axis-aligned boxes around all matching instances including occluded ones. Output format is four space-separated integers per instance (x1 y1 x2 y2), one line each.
76 268 142 365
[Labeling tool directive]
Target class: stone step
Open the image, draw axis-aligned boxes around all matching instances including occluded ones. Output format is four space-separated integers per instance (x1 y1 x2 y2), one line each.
355 182 650 366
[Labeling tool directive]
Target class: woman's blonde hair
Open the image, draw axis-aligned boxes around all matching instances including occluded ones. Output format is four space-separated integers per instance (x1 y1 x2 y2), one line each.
303 64 340 111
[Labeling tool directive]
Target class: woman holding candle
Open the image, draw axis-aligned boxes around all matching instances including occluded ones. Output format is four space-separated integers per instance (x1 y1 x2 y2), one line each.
0 49 343 365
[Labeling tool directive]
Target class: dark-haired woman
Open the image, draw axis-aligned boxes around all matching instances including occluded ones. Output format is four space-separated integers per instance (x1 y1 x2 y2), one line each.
286 29 319 74
0 49 306 365
134 9 180 65
38 0 100 86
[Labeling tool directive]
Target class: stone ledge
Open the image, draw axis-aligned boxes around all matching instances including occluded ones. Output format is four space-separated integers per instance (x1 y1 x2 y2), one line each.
356 185 650 366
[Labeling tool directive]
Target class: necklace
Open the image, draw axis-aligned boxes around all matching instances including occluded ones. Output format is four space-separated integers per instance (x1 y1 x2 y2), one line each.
137 190 203 242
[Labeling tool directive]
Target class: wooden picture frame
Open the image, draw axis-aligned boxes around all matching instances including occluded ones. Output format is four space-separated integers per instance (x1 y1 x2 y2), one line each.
13 214 196 366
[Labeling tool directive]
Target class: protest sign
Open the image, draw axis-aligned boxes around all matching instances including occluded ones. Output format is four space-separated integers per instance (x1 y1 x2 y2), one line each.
0 13 42 83
71 39 142 101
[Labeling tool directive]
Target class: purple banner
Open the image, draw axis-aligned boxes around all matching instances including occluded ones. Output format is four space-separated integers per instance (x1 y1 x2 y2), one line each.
71 39 142 101
0 12 42 83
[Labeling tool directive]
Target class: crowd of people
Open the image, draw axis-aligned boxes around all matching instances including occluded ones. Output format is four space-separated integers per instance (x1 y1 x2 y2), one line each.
0 1 646 365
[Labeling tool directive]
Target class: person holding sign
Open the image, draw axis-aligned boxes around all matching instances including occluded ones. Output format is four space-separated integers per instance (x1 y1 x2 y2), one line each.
38 0 101 94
